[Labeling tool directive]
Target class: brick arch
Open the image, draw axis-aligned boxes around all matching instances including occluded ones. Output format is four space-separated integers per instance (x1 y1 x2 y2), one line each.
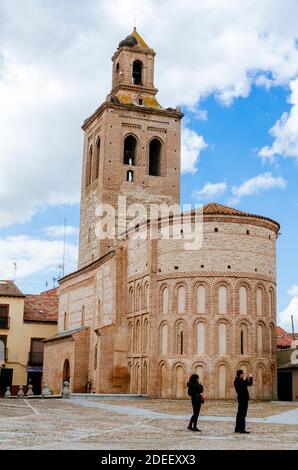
268 286 276 318
159 321 169 356
213 317 232 356
192 280 211 315
234 280 253 316
191 359 209 390
255 321 266 357
254 282 267 317
159 282 170 315
193 318 209 356
174 318 188 355
214 360 231 399
236 319 252 356
128 285 134 313
172 362 187 398
236 360 251 376
173 281 189 315
213 280 233 316
255 361 267 399
135 283 142 311
158 360 168 398
122 132 140 165
143 280 149 309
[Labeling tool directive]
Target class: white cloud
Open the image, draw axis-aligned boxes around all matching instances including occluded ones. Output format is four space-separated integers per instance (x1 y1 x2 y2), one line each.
0 235 77 280
193 182 227 201
288 285 298 297
259 78 298 161
278 285 298 332
1 1 298 224
43 225 79 237
230 172 286 204
181 128 208 173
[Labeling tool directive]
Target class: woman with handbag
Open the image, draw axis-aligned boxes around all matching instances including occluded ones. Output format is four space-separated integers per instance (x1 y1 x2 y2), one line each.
187 374 205 432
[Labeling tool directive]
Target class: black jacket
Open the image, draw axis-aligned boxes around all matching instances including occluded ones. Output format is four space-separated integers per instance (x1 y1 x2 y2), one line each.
234 376 253 401
188 382 203 401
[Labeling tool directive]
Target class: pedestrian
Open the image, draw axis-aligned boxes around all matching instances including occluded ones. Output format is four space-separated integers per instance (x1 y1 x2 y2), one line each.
187 374 204 432
234 369 253 434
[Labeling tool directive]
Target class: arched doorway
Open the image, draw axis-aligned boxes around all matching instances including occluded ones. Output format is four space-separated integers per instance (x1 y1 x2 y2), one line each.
63 359 70 384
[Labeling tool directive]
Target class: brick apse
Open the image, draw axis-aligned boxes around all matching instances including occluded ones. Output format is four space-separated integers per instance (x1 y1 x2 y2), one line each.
42 29 280 399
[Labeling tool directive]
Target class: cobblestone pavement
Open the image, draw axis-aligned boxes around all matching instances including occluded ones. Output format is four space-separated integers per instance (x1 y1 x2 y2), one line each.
0 398 297 450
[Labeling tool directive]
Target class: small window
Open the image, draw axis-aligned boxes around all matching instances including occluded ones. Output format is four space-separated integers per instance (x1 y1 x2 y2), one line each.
138 99 143 105
214 228 218 232
227 265 231 269
149 139 162 176
127 170 134 182
132 60 142 85
246 230 250 235
124 135 137 165
201 265 204 268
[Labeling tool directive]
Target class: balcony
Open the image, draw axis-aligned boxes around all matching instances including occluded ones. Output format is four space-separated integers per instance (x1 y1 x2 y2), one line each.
28 351 44 365
0 317 10 329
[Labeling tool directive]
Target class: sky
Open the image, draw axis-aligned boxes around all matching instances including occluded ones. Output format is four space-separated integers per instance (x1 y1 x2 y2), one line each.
0 0 298 331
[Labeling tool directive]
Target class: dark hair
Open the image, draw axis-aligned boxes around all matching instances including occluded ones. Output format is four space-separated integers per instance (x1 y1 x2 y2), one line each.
187 374 199 386
236 369 244 377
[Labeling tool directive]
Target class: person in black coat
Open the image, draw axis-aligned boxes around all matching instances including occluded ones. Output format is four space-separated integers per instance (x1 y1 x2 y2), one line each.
234 369 253 434
187 374 204 432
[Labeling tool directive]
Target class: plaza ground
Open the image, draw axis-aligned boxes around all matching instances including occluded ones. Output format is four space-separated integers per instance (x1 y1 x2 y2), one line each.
0 398 297 450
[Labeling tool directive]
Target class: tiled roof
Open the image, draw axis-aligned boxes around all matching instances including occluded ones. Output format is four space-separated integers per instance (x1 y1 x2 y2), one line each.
276 326 294 348
0 280 25 298
23 289 58 323
203 202 280 228
43 326 87 342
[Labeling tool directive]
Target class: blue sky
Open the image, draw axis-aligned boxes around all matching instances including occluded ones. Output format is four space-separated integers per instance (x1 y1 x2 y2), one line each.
1 0 298 330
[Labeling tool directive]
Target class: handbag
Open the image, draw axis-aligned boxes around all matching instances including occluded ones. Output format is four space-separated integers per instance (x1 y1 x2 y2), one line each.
201 392 206 403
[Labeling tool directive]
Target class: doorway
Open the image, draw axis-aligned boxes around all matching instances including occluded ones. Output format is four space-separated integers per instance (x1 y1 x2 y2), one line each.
277 371 292 401
27 372 42 395
0 368 13 396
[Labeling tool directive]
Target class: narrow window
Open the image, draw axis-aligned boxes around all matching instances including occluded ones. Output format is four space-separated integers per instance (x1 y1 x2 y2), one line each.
94 343 98 369
240 330 244 355
180 331 184 355
149 139 161 176
95 138 100 180
86 145 93 187
127 170 134 182
132 60 142 85
124 135 137 165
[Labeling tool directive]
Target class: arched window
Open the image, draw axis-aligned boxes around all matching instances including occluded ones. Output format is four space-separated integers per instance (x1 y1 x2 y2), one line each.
127 170 134 182
132 60 142 85
135 320 140 353
86 145 93 187
94 138 100 180
197 286 206 314
218 286 228 315
269 288 275 317
196 322 206 355
124 135 137 165
63 312 68 330
256 288 263 315
129 287 134 313
144 283 149 309
116 62 120 75
176 322 185 355
143 319 148 353
257 324 264 356
162 287 169 315
177 286 186 314
240 325 248 355
81 306 85 326
218 322 227 355
160 323 168 355
239 286 248 315
218 364 227 398
136 285 142 311
94 343 98 369
149 139 161 176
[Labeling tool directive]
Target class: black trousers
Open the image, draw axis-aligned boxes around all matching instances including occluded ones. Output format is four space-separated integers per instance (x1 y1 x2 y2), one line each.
235 399 248 431
189 398 201 428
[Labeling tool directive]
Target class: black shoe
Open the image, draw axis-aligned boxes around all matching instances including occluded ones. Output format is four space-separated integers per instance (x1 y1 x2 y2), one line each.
238 430 250 434
193 427 201 432
187 426 194 431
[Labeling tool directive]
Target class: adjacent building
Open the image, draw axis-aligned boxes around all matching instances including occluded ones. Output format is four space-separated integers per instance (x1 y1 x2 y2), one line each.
276 326 298 401
0 281 58 395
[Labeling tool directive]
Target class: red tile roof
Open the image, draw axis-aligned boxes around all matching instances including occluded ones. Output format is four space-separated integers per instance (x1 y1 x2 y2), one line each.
0 280 25 298
23 289 58 323
276 326 294 348
203 202 280 228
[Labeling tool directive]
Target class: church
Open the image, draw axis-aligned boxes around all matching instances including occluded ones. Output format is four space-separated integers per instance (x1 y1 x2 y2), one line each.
43 29 279 399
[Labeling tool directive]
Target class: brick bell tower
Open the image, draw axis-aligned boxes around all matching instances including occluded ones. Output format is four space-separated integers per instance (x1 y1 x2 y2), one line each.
78 29 183 268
